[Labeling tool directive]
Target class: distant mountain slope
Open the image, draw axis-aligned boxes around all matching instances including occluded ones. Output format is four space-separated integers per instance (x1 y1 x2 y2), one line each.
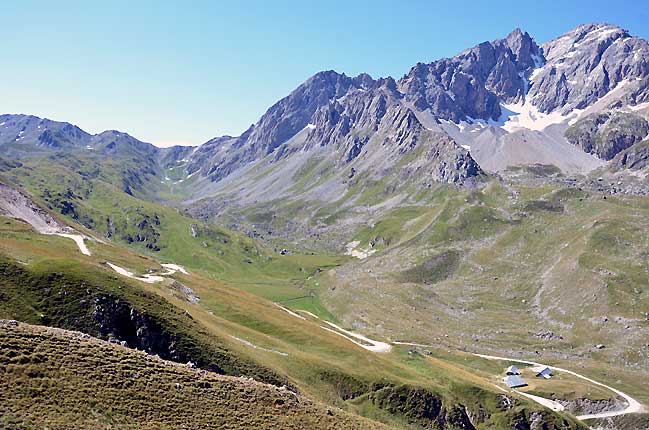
0 114 194 167
529 24 649 113
0 114 195 194
438 23 649 173
176 23 648 213
398 28 543 122
187 72 481 188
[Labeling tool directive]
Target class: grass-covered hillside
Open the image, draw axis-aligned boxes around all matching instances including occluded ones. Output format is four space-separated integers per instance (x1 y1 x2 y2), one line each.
0 321 388 430
305 170 649 409
0 128 643 428
183 158 649 419
0 198 586 429
0 153 343 306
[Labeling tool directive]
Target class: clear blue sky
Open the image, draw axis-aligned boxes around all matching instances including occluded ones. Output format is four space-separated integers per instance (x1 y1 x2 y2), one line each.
1 0 647 147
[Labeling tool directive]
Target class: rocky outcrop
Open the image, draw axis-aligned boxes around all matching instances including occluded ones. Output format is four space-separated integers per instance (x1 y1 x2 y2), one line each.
610 139 649 170
0 181 65 234
369 385 477 429
589 414 649 430
92 295 190 362
565 111 649 160
317 370 583 430
555 397 626 416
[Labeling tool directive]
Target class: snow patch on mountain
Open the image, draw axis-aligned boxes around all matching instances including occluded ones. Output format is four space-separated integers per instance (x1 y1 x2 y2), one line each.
500 101 579 132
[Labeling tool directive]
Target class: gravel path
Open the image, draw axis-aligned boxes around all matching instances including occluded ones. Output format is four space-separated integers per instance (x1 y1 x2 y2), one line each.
55 233 91 256
106 262 188 283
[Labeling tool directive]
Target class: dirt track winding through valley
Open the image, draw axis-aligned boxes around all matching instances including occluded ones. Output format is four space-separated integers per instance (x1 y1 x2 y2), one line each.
473 353 645 421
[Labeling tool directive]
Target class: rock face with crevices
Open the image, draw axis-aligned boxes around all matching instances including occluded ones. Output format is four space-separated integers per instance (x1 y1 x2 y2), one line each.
187 29 551 187
398 28 543 122
187 70 482 186
565 111 649 160
611 139 649 171
182 23 649 197
528 23 649 114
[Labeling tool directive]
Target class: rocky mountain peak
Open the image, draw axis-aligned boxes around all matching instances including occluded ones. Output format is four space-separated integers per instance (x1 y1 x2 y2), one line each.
0 114 91 151
504 27 543 69
528 23 649 114
351 72 377 89
541 23 630 63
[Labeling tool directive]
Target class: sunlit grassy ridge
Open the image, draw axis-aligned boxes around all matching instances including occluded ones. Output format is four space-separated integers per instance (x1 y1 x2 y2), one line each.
0 322 389 430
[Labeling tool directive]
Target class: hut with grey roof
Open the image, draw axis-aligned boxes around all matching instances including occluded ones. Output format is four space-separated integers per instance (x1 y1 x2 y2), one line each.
504 375 527 388
505 365 520 375
536 366 553 379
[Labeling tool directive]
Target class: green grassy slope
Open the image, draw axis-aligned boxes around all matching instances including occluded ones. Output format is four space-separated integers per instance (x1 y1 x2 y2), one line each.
0 149 636 428
1 155 344 309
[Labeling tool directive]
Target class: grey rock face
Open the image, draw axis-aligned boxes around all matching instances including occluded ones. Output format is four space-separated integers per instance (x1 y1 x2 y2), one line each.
299 79 481 183
303 78 412 159
528 24 649 113
611 139 649 170
565 111 649 159
194 69 483 185
195 71 379 182
397 29 543 122
190 28 592 187
187 23 649 187
243 70 372 155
